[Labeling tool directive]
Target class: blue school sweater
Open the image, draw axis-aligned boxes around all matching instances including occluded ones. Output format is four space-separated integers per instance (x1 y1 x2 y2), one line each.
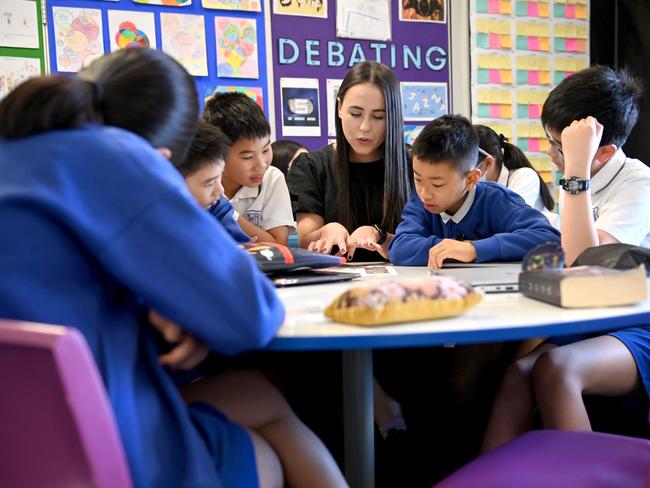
209 196 250 243
0 126 284 487
389 181 560 265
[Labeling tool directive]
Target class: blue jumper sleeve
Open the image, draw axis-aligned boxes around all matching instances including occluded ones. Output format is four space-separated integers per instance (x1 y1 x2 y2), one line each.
471 193 561 262
208 196 250 244
389 194 443 265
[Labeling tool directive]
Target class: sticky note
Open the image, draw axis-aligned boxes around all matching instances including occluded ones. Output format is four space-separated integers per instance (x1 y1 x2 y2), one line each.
565 4 576 18
519 138 529 151
501 69 513 83
539 37 550 51
528 2 539 16
489 105 501 118
477 33 490 48
576 5 587 19
539 71 551 84
489 69 501 83
478 69 490 84
577 39 587 52
515 1 527 16
477 105 490 118
489 33 501 49
476 0 488 13
539 3 549 17
501 0 512 14
516 37 528 50
528 36 540 51
565 38 578 52
529 105 541 118
501 34 512 49
555 38 566 51
528 71 540 84
517 105 528 118
528 138 540 152
488 0 500 14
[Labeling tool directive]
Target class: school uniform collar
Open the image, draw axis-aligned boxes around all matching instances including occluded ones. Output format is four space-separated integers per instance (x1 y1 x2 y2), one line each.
591 149 626 195
232 185 260 201
440 187 476 224
496 165 510 186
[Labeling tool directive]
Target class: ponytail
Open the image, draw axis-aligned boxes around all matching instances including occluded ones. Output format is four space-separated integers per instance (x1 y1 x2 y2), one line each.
501 140 555 211
0 77 100 139
0 48 198 166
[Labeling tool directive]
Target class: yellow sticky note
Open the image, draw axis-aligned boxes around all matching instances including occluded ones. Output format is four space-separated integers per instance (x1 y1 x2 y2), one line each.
554 24 566 37
576 25 588 39
502 105 513 118
539 37 550 52
500 0 512 14
477 89 491 104
539 3 550 17
476 19 490 34
501 34 512 49
576 5 587 19
540 71 552 84
501 69 513 84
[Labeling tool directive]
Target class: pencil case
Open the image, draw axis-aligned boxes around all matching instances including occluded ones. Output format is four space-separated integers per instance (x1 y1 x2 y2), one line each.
324 275 482 326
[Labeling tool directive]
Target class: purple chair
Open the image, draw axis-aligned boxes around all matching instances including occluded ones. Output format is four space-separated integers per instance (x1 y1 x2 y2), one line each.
0 319 132 488
435 430 650 488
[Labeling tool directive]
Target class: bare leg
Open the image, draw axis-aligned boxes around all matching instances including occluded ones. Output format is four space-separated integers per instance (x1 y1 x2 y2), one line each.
481 343 556 453
182 370 348 488
247 429 284 488
532 335 640 431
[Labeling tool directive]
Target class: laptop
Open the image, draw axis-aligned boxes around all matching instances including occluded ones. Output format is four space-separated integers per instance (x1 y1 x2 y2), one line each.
435 263 521 293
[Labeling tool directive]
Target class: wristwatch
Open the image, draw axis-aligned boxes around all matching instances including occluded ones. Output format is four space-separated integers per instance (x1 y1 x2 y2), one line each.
373 225 388 245
559 176 590 195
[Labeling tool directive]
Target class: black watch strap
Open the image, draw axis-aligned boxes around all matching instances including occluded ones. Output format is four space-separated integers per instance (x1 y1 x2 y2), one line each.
373 225 388 245
559 176 590 195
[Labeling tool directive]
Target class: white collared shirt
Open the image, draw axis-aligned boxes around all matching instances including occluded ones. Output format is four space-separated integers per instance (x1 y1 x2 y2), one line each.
441 188 476 224
230 166 296 232
588 150 650 248
496 165 545 211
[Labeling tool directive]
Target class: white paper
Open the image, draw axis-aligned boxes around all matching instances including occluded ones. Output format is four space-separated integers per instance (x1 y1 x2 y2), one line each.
326 78 343 137
280 77 321 137
108 10 157 52
0 0 39 49
336 0 391 42
52 7 104 73
0 56 41 100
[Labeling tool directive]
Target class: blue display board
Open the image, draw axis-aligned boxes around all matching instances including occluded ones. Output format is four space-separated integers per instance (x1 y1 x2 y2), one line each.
45 0 270 113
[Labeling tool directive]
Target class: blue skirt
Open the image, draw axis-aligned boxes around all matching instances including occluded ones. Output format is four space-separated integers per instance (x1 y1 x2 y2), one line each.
548 326 650 399
188 402 259 488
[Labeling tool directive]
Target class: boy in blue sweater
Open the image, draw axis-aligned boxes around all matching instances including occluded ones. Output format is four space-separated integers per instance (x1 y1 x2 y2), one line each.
176 120 250 243
389 115 560 268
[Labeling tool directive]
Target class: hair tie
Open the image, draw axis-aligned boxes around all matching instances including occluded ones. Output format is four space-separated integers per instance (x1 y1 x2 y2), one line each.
498 133 508 145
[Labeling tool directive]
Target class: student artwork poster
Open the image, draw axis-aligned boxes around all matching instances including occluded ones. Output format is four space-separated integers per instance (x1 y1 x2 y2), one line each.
108 10 157 51
160 13 208 76
273 0 327 19
0 56 41 100
215 16 259 79
336 0 391 42
0 0 40 49
280 77 320 137
202 0 261 12
204 85 264 109
404 124 425 145
400 81 448 121
400 0 446 23
326 78 342 137
52 7 105 73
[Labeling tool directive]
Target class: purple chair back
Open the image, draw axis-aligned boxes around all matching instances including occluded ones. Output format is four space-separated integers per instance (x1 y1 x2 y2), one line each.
436 430 650 488
0 320 132 488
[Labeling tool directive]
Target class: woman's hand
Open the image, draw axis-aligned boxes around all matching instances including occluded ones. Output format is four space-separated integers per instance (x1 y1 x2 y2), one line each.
307 222 350 256
348 225 388 260
149 310 209 370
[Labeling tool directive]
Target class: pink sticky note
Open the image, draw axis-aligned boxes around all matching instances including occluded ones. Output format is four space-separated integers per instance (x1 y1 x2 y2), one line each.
529 105 541 118
488 0 500 14
527 2 539 17
528 139 540 152
489 105 501 118
565 4 576 19
488 33 500 49
528 71 540 84
528 36 540 51
489 69 501 84
566 38 578 52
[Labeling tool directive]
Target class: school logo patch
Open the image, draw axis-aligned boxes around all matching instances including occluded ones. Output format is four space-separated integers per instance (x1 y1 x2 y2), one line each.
244 210 262 227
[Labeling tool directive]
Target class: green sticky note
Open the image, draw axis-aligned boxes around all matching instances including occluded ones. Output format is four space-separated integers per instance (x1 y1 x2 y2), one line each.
477 33 490 48
476 0 488 13
478 69 490 84
519 138 529 151
515 1 528 16
477 104 490 118
517 104 528 118
554 4 565 18
555 38 566 52
517 70 528 84
516 36 528 50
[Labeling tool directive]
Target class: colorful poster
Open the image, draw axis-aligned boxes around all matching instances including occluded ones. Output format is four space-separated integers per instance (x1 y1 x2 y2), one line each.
0 0 40 49
204 85 264 108
273 0 327 19
202 0 261 12
108 10 157 52
0 56 41 100
52 7 104 73
400 82 448 121
161 13 207 76
215 16 258 78
475 19 511 50
134 0 191 6
326 78 342 137
400 0 446 23
404 124 425 145
280 77 320 137
515 0 550 18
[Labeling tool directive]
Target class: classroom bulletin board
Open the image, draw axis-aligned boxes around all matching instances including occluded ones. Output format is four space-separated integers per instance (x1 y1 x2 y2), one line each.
269 0 451 150
470 0 589 182
43 0 270 114
0 0 46 100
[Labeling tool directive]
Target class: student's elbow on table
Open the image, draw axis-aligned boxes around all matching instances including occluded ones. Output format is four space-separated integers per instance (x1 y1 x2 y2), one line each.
388 236 427 266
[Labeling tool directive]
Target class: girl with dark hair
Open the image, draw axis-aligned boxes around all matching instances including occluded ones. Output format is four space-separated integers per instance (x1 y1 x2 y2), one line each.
271 139 308 176
287 61 411 261
475 124 555 212
0 48 346 488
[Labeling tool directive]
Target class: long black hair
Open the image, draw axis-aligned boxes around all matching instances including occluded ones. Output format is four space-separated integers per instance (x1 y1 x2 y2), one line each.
0 48 198 166
271 139 307 176
334 61 411 233
475 124 554 211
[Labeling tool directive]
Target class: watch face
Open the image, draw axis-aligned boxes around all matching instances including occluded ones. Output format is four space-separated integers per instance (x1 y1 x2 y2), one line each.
567 179 580 192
